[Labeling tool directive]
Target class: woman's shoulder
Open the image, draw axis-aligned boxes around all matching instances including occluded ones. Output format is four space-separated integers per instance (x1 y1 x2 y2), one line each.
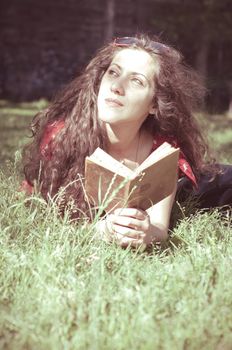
40 119 65 159
152 134 178 150
21 119 65 195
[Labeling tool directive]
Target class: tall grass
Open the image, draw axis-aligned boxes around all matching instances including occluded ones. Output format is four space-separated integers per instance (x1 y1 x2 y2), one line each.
0 102 232 349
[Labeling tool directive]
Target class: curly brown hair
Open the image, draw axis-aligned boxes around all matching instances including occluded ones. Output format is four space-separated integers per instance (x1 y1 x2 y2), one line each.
22 34 210 220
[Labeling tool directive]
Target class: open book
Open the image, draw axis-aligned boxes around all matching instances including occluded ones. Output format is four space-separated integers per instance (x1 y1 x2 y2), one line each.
84 142 179 212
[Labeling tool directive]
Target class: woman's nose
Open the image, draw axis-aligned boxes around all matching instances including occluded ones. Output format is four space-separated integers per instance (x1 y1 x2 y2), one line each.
110 78 125 96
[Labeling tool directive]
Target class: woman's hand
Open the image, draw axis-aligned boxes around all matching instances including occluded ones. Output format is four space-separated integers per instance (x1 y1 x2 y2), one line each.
97 189 176 249
105 208 156 248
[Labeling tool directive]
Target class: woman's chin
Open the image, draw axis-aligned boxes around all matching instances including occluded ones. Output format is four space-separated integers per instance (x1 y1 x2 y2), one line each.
98 114 124 124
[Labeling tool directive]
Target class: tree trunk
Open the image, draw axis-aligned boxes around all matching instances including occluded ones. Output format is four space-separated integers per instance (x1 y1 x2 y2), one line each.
195 30 209 81
228 81 232 118
104 0 115 43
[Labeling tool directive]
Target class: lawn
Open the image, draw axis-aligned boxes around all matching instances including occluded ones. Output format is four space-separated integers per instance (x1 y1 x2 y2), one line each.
0 101 232 350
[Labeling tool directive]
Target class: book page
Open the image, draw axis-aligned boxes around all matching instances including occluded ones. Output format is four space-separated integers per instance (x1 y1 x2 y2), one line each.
128 150 179 210
135 142 179 174
87 147 134 178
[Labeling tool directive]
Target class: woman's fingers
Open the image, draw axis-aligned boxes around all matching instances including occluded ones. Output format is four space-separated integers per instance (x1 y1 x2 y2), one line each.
113 232 145 249
113 208 148 220
109 209 150 233
104 208 151 247
105 219 146 249
109 214 142 231
113 223 145 239
108 214 147 238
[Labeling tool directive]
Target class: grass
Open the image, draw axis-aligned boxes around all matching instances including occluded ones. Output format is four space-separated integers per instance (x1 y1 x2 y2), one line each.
0 101 232 350
0 99 48 165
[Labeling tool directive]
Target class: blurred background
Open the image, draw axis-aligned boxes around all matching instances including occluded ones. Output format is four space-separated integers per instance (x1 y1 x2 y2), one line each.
1 0 232 113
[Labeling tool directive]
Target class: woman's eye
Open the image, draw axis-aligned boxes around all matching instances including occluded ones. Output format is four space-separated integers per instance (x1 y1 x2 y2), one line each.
108 69 118 77
132 78 144 86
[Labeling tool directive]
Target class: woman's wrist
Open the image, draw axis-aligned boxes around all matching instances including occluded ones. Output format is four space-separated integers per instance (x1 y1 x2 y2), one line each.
147 223 168 244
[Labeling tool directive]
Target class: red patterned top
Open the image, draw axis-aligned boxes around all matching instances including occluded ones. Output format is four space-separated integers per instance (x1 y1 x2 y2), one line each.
21 120 65 194
21 122 197 194
40 120 65 159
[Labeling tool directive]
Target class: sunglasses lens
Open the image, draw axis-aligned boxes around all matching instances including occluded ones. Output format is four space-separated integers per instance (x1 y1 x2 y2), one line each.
114 37 137 46
114 37 169 53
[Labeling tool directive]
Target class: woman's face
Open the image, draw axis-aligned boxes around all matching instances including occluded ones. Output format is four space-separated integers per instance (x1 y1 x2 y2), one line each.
97 48 159 127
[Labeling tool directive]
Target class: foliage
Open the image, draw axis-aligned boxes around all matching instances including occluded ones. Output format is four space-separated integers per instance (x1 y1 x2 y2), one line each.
1 0 232 112
151 0 232 112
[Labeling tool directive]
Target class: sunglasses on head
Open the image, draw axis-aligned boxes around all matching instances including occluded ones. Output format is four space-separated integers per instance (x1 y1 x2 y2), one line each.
113 37 169 53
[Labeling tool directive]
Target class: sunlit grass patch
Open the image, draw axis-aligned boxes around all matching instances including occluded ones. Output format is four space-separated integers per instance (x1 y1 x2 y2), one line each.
1 159 232 349
0 100 48 165
0 102 232 349
0 99 48 114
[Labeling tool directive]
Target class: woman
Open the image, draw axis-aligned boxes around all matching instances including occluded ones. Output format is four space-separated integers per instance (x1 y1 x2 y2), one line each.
22 35 231 248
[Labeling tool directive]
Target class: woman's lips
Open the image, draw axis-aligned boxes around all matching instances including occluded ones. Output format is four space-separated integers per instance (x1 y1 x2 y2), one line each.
105 98 123 107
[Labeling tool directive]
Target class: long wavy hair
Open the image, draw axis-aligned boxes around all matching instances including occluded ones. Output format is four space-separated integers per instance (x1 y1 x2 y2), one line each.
22 34 210 220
